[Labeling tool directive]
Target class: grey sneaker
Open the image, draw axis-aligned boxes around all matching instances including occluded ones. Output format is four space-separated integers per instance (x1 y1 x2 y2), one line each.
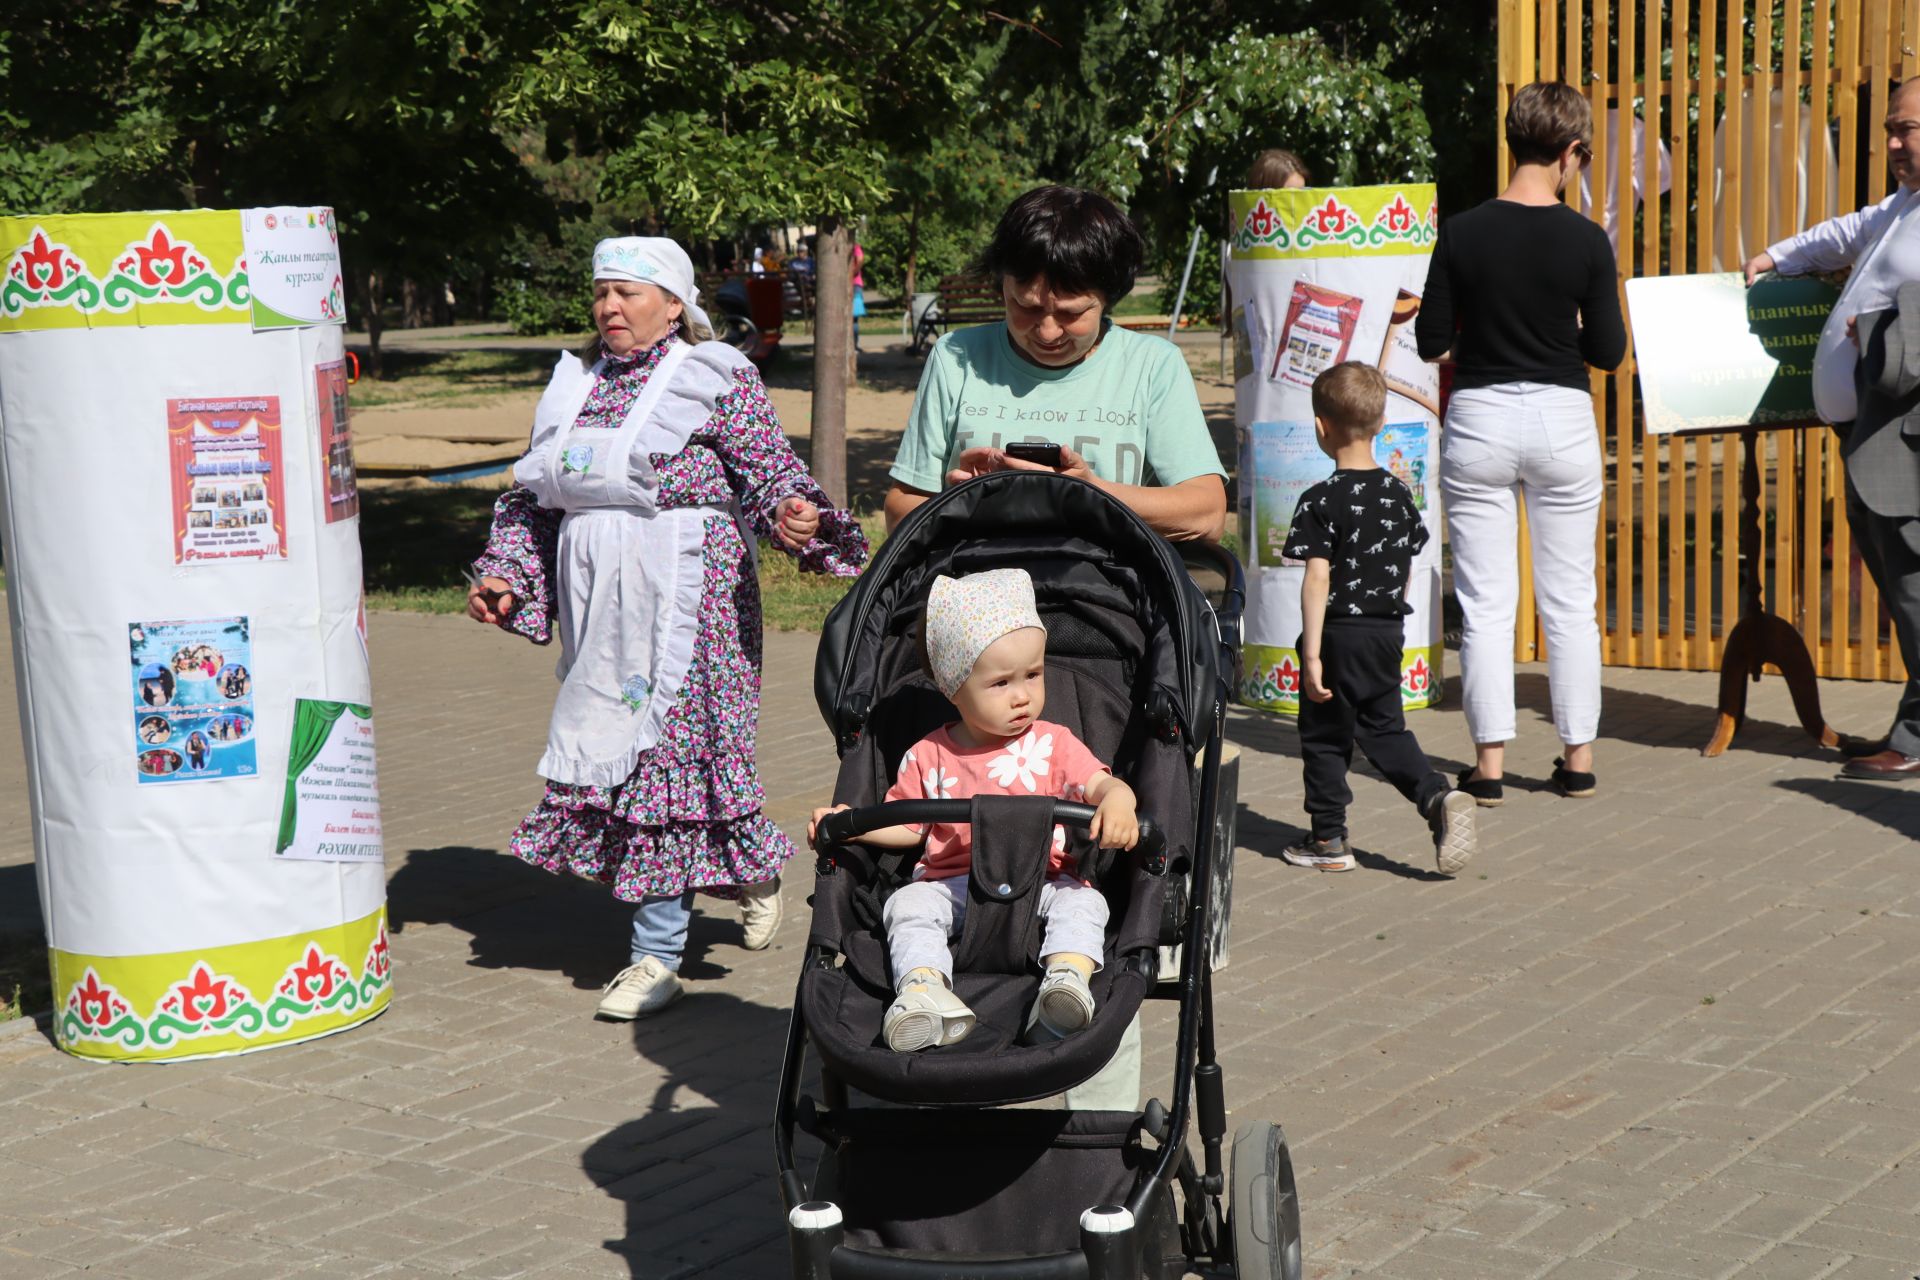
1426 789 1478 876
596 957 683 1021
1281 835 1355 872
740 876 783 951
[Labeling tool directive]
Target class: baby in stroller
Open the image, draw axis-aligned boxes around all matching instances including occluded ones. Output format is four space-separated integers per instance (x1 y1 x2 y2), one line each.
811 567 1140 1053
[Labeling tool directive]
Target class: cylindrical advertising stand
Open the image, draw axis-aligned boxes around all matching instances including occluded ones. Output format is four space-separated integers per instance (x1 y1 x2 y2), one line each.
0 208 389 1062
1225 185 1445 714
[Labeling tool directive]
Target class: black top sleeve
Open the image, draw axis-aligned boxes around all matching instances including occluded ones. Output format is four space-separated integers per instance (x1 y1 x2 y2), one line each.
1281 491 1333 563
1415 221 1454 361
1578 226 1628 371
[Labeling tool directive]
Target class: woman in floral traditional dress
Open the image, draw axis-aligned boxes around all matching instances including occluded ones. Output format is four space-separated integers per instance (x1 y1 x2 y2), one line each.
468 237 866 1020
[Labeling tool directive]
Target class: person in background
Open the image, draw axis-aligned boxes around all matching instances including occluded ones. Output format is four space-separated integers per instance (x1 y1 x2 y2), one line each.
1743 76 1920 781
1416 81 1626 804
1245 148 1311 190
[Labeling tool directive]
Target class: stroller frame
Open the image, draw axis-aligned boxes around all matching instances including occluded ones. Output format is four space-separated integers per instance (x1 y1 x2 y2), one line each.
772 474 1298 1280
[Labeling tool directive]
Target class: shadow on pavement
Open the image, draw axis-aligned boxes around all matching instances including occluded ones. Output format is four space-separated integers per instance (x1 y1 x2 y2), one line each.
0 860 41 934
584 992 798 1277
1772 776 1920 839
387 846 736 990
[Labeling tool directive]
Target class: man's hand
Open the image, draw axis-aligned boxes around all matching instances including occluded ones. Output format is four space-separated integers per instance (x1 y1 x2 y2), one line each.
1742 252 1777 286
1302 655 1333 703
944 446 1006 486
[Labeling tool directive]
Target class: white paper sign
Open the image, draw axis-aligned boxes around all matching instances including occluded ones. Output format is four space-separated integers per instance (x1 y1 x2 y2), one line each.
275 700 383 862
241 207 345 330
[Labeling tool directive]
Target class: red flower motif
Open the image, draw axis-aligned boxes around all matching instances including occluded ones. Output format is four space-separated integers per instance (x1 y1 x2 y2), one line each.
1248 200 1277 239
1309 198 1354 236
16 231 68 291
1275 657 1300 694
71 971 115 1027
367 928 391 979
133 228 189 289
288 945 340 1003
1382 195 1416 233
172 963 235 1024
1405 656 1431 692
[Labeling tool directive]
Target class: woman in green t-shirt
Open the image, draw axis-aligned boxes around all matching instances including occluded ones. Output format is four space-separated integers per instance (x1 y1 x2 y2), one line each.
884 186 1228 542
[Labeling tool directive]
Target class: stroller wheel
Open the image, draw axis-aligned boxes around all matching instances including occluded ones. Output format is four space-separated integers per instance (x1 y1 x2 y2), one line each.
1228 1122 1302 1280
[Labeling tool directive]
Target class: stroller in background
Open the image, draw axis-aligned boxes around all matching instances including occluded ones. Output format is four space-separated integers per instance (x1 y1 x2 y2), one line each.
775 472 1304 1278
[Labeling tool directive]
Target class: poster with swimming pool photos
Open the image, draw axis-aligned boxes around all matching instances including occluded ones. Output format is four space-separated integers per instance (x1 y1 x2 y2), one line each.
130 616 257 784
1243 419 1431 568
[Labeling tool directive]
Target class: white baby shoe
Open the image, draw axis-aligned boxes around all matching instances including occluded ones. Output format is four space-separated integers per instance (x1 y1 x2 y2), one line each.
1026 964 1096 1042
883 974 976 1052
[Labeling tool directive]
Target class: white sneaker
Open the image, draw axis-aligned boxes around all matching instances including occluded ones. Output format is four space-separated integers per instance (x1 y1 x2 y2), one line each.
1028 964 1097 1040
883 977 976 1052
596 957 683 1021
740 876 783 951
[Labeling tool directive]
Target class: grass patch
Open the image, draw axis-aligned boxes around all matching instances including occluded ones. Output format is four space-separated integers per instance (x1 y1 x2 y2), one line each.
359 481 885 631
349 346 569 409
0 933 51 1023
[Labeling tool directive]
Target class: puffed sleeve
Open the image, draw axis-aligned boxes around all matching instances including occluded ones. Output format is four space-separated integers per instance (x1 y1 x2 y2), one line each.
471 485 561 644
706 361 868 577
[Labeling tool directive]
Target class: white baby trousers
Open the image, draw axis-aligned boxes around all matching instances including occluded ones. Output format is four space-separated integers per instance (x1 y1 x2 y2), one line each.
883 874 1109 987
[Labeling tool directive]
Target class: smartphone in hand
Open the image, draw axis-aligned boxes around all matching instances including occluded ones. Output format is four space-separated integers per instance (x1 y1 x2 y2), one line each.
1004 441 1064 469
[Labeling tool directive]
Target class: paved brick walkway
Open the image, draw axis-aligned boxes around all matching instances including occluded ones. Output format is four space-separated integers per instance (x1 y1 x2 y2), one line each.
2 610 1917 1279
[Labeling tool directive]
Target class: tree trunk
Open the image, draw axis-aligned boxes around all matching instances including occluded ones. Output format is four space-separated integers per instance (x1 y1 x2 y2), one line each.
903 198 920 306
363 270 385 380
810 217 851 507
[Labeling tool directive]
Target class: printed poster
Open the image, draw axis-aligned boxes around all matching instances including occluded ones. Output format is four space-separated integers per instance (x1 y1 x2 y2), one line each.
167 395 287 564
240 206 346 330
275 700 383 862
1377 289 1441 415
130 617 257 784
1273 281 1363 389
1244 420 1431 567
315 359 359 521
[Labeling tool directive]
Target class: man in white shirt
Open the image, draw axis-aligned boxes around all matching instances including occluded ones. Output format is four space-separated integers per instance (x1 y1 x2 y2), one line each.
1745 76 1920 779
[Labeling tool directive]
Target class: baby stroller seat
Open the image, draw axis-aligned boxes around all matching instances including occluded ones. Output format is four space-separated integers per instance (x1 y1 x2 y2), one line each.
802 539 1188 1106
776 473 1303 1279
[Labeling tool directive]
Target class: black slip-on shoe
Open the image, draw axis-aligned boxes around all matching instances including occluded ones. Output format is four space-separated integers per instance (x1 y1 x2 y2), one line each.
1551 757 1597 797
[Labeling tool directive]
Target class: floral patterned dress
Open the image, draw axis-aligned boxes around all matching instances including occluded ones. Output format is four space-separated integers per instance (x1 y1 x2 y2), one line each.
474 333 865 902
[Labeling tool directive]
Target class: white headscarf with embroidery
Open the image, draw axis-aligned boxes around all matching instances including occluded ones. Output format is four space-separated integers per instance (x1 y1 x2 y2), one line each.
591 237 711 336
924 569 1047 698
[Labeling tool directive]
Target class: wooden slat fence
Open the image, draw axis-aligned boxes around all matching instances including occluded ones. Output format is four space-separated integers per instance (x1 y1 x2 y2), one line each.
1495 0 1910 680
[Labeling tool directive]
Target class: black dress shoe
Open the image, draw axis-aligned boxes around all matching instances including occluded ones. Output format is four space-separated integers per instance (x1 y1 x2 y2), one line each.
1841 749 1920 781
1837 734 1892 758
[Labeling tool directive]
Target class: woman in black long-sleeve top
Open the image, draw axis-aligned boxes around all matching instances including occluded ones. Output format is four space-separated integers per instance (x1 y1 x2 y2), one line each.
1417 81 1627 807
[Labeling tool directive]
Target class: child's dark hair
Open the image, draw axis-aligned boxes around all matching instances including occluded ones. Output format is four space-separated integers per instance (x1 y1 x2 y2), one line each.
1311 362 1388 441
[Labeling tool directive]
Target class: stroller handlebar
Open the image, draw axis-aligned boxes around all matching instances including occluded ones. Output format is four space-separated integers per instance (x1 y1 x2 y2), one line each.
814 800 1168 875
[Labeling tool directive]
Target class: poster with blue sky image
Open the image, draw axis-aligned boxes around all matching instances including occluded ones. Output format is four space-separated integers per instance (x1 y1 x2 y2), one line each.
130 616 257 784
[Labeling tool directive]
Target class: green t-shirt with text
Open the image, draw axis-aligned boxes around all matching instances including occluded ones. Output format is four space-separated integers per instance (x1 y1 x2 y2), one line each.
890 322 1225 493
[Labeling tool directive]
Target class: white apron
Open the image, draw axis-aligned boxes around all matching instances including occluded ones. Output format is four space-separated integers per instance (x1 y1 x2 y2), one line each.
512 342 738 786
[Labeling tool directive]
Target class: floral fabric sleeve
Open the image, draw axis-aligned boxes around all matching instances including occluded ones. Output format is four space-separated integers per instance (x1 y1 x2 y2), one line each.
708 366 868 577
471 484 561 644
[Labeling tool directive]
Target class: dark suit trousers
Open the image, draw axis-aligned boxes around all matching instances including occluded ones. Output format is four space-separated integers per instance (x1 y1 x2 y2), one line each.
1845 482 1920 756
1298 619 1451 842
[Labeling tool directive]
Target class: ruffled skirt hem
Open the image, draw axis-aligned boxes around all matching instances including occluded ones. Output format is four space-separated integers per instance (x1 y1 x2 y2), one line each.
508 800 793 903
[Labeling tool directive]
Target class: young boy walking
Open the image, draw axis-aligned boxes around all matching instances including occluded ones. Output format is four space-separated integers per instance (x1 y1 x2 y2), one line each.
1280 362 1477 875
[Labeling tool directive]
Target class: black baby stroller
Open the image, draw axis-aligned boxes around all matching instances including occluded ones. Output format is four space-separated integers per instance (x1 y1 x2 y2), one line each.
775 471 1303 1278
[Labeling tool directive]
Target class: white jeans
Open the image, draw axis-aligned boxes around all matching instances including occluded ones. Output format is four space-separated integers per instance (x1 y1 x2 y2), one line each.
883 875 1109 986
1440 382 1604 746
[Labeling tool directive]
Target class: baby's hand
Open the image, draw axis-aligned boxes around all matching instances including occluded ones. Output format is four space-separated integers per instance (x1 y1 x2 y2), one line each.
807 803 850 848
1088 789 1139 851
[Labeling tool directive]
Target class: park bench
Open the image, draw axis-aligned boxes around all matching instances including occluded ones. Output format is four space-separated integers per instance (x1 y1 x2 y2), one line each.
909 273 1003 356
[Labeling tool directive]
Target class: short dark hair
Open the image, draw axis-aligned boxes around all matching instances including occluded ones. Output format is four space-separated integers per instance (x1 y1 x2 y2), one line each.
1311 362 1387 439
1506 81 1591 166
980 185 1144 308
1246 148 1311 188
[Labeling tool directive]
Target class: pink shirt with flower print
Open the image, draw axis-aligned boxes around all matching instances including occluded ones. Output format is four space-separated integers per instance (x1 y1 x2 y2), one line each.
884 720 1110 882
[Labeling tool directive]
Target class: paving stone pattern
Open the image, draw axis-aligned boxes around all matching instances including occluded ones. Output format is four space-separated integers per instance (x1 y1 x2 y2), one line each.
2 611 1918 1278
